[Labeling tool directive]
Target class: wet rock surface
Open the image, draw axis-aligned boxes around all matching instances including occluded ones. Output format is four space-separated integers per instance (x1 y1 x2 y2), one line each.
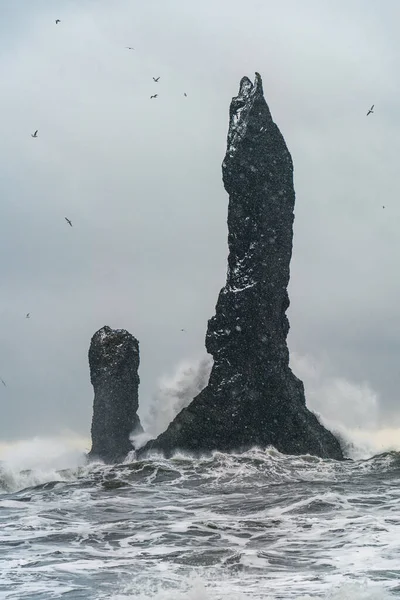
88 326 142 463
142 73 343 460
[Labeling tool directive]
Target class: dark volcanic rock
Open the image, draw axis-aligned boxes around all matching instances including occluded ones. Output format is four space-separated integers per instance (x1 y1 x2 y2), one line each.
88 326 142 463
142 73 343 460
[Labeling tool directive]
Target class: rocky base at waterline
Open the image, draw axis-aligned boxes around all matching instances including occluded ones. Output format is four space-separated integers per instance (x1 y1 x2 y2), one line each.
88 326 142 463
140 73 343 460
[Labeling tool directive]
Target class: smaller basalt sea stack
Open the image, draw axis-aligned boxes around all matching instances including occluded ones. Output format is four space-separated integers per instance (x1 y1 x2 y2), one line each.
142 73 343 460
88 326 142 463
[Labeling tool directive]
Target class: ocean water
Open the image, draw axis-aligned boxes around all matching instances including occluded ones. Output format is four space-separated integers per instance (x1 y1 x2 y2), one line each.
1 438 400 600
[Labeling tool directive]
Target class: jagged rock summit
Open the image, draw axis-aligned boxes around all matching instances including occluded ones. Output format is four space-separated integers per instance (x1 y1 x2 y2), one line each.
142 73 343 460
88 326 142 463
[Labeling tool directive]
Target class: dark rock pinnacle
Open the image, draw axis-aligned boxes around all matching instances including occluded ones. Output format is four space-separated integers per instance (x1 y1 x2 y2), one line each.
141 73 343 460
88 326 142 463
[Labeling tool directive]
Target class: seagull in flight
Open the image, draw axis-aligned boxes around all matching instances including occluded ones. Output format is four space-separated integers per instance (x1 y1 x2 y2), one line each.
126 46 134 50
367 104 374 116
1 378 6 387
65 217 73 227
150 94 158 99
153 77 160 82
31 130 38 138
55 19 61 24
26 313 30 319
383 206 385 209
184 93 187 97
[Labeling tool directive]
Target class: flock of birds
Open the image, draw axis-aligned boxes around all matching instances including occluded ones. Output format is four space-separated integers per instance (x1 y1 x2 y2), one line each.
29 20 85 230
28 20 188 230
1 19 189 389
0 21 379 388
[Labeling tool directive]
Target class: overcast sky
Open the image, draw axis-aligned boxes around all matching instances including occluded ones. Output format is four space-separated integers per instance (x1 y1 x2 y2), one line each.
1 0 400 443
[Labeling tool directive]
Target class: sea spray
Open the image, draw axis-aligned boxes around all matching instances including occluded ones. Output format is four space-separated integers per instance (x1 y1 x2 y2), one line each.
291 353 400 459
0 436 87 492
139 356 212 438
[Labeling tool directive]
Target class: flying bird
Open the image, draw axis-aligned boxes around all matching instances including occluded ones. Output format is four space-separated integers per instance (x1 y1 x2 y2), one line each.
367 104 374 116
65 217 73 227
184 93 187 97
126 46 134 50
383 206 385 209
31 130 38 138
153 77 160 82
181 328 185 332
26 313 30 319
1 378 6 387
150 94 158 99
55 19 61 24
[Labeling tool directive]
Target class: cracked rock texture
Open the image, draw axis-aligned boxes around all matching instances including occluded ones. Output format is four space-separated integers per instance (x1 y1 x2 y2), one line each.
142 73 343 460
88 326 142 463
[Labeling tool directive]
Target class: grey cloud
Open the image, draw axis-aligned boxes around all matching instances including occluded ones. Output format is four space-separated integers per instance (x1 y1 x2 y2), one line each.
1 0 400 441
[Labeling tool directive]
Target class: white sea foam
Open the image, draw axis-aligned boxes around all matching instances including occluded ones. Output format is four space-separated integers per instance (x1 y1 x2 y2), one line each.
300 582 396 599
1 445 399 599
112 578 218 600
1 356 400 599
112 573 397 600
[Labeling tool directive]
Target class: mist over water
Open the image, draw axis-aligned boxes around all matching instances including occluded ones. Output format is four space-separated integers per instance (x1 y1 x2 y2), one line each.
140 356 213 438
291 353 400 459
0 436 88 493
1 357 400 599
1 352 399 485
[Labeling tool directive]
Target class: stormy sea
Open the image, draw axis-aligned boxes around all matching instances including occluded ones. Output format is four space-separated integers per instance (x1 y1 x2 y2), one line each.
1 435 400 600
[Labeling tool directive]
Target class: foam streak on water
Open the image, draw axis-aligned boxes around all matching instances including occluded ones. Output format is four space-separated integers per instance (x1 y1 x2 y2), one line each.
1 447 400 599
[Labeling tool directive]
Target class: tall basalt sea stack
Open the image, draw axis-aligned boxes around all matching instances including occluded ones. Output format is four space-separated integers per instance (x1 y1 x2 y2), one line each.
88 326 142 463
143 73 343 460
